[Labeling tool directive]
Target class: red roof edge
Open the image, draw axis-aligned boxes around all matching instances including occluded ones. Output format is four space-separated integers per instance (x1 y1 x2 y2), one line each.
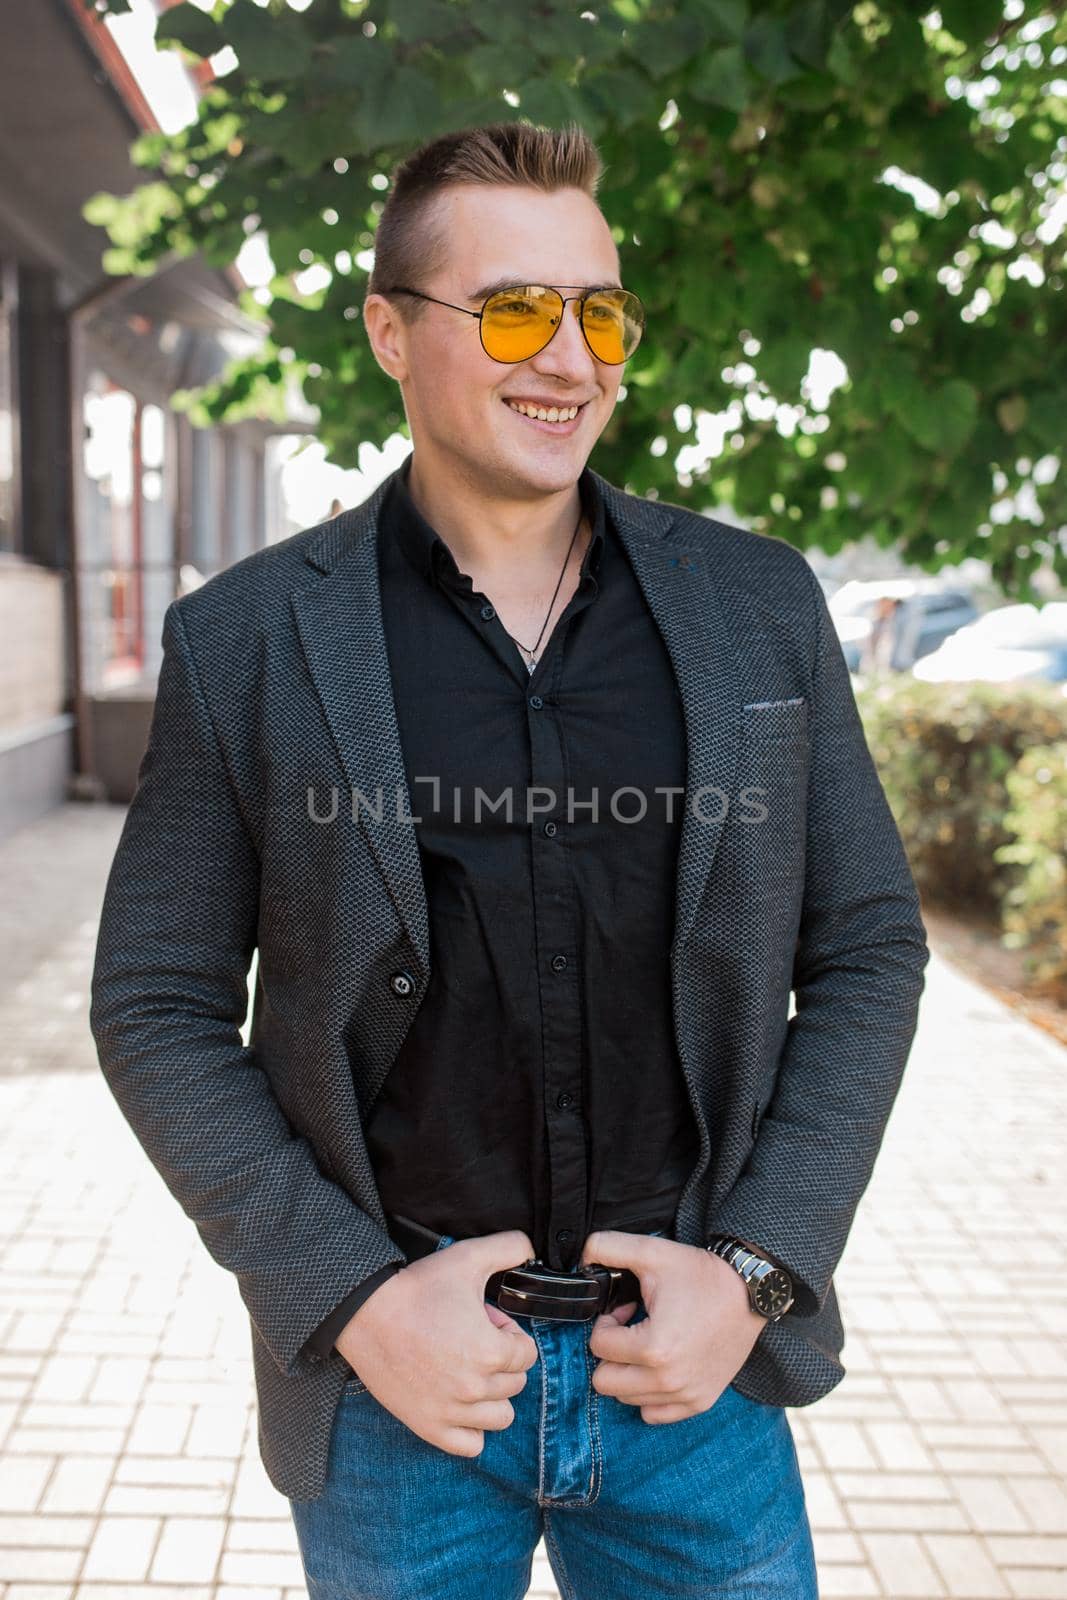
65 2 244 296
61 0 162 132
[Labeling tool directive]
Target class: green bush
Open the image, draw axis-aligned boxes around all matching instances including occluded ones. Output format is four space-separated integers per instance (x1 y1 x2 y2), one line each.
855 676 1067 987
856 677 1067 912
995 743 1067 989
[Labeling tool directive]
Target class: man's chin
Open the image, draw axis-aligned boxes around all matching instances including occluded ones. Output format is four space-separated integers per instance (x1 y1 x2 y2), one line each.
495 442 594 496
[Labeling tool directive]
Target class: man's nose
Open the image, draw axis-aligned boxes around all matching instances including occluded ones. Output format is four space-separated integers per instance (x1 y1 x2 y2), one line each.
537 299 597 369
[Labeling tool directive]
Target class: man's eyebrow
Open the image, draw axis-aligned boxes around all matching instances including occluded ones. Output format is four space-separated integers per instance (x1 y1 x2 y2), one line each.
466 276 624 303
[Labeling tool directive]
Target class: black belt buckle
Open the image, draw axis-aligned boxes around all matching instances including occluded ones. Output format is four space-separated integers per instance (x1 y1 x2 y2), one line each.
487 1259 642 1321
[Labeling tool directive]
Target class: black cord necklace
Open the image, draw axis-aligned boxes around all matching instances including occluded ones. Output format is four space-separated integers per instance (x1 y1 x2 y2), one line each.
498 506 585 674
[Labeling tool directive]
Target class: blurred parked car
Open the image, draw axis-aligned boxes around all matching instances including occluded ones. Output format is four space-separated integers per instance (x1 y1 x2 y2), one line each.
829 580 979 673
912 601 1067 685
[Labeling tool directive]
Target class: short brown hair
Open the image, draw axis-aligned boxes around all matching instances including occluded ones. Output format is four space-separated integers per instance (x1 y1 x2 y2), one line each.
365 120 606 322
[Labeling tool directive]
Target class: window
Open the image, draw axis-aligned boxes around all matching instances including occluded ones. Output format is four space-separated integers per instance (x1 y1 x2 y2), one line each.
83 372 145 686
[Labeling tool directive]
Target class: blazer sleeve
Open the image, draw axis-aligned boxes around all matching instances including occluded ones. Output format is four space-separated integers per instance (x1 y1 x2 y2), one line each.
707 558 930 1319
300 1263 404 1362
89 599 408 1380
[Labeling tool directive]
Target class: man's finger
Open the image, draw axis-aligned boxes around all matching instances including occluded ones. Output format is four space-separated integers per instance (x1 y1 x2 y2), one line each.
580 1227 651 1268
605 1298 639 1325
589 1308 653 1363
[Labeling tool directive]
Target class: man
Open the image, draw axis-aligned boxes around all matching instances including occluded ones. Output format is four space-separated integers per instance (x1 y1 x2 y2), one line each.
860 595 904 676
91 120 929 1598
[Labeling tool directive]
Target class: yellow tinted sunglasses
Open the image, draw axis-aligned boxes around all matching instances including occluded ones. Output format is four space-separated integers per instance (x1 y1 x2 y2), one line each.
385 282 645 365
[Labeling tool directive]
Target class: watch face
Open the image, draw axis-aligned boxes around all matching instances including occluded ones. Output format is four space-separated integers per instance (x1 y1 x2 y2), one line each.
752 1269 793 1318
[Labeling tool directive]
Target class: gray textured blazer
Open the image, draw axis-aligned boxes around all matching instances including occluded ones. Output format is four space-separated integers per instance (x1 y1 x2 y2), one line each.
90 462 929 1502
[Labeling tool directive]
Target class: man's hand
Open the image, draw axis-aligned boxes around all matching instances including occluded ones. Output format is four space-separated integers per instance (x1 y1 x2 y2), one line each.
333 1230 540 1457
579 1230 767 1423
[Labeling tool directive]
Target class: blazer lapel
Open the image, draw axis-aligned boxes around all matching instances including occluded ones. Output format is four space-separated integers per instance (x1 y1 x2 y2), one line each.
292 472 432 981
592 471 744 956
291 463 743 979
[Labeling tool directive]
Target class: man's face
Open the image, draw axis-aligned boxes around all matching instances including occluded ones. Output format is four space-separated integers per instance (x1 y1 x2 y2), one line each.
365 184 627 500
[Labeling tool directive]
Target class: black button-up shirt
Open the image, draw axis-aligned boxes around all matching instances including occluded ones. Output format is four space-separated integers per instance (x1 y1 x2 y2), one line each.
304 455 700 1357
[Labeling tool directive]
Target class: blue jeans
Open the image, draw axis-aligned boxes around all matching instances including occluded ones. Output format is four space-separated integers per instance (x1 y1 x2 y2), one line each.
289 1231 818 1598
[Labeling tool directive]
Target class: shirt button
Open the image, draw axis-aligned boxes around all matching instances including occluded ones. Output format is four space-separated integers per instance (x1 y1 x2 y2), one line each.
390 971 416 997
529 694 543 709
556 1090 574 1108
551 954 568 973
480 603 495 620
543 821 557 837
556 1228 576 1245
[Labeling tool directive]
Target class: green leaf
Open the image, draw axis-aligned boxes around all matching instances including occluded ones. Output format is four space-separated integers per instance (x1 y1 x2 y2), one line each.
785 1 831 72
1027 393 1065 450
465 0 529 47
387 0 463 44
316 37 381 90
563 15 621 69
877 356 925 426
743 15 804 85
691 0 747 43
353 64 436 151
688 44 748 111
154 2 225 59
757 333 812 393
510 77 592 128
773 71 839 110
938 0 1006 47
530 8 605 60
928 379 980 456
825 25 860 85
224 0 313 81
630 14 711 80
582 67 657 128
847 419 920 508
465 43 534 94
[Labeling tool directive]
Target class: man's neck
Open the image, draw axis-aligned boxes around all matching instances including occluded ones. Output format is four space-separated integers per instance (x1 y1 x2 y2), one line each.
406 454 589 595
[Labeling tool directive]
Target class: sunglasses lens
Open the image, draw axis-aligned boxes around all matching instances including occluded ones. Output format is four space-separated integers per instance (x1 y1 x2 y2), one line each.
481 287 645 363
482 286 563 362
581 290 645 363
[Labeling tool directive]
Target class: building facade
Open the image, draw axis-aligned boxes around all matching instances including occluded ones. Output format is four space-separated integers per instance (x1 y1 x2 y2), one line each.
0 0 300 838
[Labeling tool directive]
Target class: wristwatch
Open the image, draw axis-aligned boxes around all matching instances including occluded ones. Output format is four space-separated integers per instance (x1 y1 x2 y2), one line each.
707 1235 795 1322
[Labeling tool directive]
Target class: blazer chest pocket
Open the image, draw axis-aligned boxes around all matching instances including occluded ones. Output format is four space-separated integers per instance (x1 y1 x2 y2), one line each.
741 695 809 741
734 698 810 865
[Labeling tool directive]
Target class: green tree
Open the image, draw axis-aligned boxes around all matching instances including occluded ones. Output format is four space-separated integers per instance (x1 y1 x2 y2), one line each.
85 0 1066 592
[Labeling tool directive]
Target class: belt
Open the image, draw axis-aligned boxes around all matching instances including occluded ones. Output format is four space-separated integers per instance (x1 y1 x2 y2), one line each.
385 1210 650 1323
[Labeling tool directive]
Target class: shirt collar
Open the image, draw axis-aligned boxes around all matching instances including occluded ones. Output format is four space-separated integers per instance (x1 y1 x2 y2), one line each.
384 454 607 594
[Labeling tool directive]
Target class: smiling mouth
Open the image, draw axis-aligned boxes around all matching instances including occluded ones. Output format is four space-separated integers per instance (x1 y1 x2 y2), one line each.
503 398 588 426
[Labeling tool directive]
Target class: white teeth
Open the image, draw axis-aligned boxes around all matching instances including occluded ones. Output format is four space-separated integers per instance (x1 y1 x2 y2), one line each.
506 401 580 422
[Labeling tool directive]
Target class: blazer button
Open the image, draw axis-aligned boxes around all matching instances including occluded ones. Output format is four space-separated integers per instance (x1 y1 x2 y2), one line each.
390 971 416 997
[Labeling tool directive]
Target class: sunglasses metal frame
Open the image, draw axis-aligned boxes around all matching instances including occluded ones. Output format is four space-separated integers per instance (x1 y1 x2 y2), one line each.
382 282 644 365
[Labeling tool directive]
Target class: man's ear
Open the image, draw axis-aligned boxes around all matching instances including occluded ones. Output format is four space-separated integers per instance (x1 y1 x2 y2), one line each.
363 294 409 383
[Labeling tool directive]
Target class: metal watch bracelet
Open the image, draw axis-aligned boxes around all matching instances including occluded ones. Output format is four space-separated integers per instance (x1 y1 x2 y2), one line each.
706 1235 795 1322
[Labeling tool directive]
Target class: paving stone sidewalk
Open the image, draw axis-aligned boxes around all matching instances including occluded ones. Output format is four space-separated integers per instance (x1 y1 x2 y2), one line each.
1 802 1065 1600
